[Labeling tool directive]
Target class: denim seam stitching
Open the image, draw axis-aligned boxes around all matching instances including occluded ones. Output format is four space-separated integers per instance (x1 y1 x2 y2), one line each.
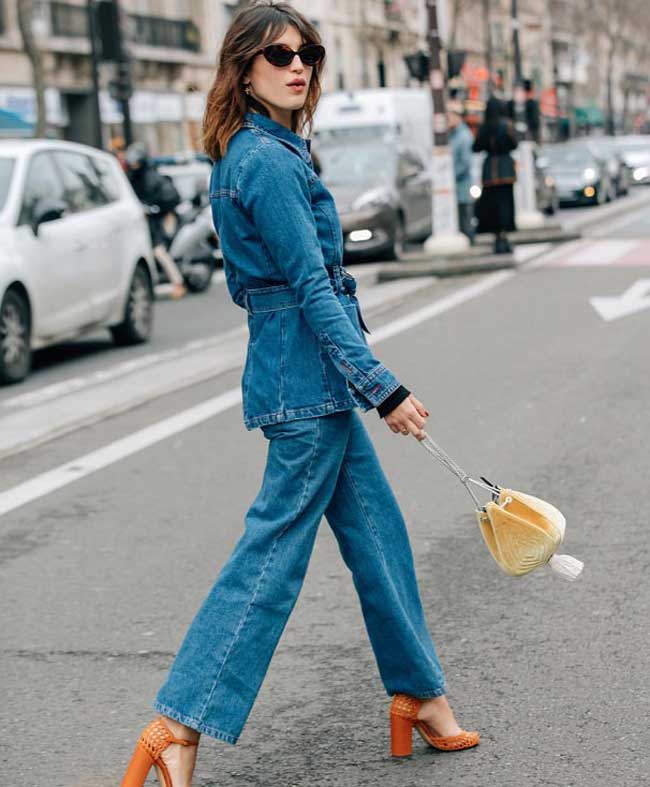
279 309 286 411
151 701 238 744
342 464 446 685
244 399 353 425
195 417 321 727
196 536 280 725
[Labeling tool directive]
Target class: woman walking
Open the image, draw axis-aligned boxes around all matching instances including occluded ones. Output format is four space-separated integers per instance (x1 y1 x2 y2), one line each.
473 96 518 254
121 4 479 785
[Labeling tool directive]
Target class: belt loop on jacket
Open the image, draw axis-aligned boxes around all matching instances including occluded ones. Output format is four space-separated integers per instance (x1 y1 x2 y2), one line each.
331 261 344 294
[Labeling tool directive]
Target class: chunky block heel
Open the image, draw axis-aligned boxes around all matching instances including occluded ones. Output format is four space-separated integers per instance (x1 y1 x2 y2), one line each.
390 713 414 756
122 746 155 785
389 694 480 755
121 717 198 787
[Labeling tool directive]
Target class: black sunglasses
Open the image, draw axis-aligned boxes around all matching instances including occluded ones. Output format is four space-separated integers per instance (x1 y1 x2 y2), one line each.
255 43 325 68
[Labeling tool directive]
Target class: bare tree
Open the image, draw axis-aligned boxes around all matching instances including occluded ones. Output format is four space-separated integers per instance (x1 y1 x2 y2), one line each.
17 0 47 137
587 0 639 135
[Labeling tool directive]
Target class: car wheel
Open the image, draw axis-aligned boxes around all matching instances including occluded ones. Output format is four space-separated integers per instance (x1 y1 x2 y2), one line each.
607 179 617 202
0 289 32 385
110 264 154 346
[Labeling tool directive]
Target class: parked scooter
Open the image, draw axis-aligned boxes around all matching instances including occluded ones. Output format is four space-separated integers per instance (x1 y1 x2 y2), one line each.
145 194 219 294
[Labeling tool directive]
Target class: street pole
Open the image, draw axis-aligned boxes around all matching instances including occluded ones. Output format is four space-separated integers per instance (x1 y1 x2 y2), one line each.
423 0 469 255
482 0 493 94
510 0 545 229
87 0 103 149
114 0 133 145
510 0 526 135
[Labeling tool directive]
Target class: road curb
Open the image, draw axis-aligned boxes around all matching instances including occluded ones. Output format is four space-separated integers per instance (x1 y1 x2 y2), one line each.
377 254 517 281
475 228 582 246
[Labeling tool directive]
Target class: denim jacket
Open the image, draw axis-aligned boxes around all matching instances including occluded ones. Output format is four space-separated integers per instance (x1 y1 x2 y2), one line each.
208 111 401 430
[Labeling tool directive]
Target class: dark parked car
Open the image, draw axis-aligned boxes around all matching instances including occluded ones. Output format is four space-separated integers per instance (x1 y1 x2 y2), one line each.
316 141 431 261
540 144 614 206
613 135 650 184
585 137 630 196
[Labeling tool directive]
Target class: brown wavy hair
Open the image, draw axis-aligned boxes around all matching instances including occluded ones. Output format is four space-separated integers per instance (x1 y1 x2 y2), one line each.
202 2 325 161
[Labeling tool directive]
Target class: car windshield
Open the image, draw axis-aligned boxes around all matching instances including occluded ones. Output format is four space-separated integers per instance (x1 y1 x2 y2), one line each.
314 125 392 147
0 157 15 212
544 147 593 168
318 143 394 186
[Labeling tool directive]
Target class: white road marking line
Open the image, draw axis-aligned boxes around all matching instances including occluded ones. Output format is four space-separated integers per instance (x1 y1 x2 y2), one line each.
566 240 639 266
590 205 650 238
0 269 515 519
1 328 246 411
0 390 242 518
3 267 380 413
369 270 514 345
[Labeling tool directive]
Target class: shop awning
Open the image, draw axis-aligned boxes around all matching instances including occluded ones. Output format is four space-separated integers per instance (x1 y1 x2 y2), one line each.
574 105 604 126
0 108 33 136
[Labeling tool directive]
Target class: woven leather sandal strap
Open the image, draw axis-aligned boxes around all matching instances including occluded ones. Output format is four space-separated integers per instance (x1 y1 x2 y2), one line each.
169 737 199 747
390 693 422 719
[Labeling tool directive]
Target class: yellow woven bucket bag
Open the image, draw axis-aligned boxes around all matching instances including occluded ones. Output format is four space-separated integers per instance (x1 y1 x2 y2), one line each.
420 433 583 581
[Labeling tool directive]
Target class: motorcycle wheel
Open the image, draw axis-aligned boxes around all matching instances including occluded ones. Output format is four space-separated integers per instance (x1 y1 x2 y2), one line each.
184 261 214 293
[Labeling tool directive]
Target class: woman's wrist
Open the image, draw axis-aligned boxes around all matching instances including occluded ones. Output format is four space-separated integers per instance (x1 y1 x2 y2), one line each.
377 386 411 419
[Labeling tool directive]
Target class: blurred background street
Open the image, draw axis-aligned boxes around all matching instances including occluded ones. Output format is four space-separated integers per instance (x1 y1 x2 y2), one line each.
1 1 650 786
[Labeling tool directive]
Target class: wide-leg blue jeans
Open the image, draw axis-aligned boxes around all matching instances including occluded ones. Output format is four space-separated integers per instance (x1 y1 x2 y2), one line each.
153 410 446 744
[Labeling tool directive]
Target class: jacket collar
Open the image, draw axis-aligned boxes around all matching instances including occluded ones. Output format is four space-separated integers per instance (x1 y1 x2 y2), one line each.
243 110 312 163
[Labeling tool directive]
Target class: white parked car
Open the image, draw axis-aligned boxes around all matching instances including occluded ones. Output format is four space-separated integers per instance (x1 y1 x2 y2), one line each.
0 139 156 384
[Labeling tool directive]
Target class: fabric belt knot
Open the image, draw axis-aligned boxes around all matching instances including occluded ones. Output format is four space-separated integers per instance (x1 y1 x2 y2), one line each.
340 270 357 297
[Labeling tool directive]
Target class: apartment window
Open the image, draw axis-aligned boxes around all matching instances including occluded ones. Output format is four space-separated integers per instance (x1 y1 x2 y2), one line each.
0 0 5 35
50 1 89 37
490 21 504 52
48 1 199 50
131 14 200 51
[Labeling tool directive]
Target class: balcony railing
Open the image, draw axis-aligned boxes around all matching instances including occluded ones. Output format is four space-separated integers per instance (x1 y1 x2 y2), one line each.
49 2 200 52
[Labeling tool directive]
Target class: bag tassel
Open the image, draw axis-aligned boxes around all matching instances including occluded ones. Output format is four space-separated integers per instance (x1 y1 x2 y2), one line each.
548 553 584 581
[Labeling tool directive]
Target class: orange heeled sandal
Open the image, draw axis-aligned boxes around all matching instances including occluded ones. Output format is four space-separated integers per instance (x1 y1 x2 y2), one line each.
121 717 199 787
390 694 480 756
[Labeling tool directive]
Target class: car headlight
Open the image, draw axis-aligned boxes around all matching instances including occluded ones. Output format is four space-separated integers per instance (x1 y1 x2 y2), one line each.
583 167 597 184
351 187 392 212
470 184 482 199
633 166 649 181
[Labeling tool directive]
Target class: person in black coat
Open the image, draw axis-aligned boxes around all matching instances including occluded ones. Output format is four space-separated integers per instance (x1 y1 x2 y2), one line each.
473 97 518 254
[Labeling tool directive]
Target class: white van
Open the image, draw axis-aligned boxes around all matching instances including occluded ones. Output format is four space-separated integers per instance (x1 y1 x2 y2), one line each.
312 88 433 166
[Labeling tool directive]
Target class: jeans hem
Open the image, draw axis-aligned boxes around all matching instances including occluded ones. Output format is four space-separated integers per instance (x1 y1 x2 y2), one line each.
152 701 238 745
389 685 447 699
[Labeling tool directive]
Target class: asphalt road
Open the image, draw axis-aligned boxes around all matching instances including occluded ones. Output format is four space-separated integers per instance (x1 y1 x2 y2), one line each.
1 195 649 787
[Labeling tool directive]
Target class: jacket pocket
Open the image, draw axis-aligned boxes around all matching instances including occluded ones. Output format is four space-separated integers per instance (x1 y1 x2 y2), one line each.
243 311 282 419
280 307 329 410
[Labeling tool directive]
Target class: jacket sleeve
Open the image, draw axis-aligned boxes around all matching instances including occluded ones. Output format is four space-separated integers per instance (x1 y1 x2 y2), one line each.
237 142 401 408
455 134 472 181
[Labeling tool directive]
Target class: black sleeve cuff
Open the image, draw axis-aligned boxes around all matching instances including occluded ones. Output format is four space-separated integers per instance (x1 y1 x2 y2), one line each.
377 386 410 419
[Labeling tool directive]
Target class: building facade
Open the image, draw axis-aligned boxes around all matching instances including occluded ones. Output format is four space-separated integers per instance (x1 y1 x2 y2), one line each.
447 0 650 139
0 0 427 153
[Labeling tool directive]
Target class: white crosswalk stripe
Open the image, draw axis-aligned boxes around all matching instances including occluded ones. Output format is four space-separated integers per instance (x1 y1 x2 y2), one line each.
547 239 650 267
